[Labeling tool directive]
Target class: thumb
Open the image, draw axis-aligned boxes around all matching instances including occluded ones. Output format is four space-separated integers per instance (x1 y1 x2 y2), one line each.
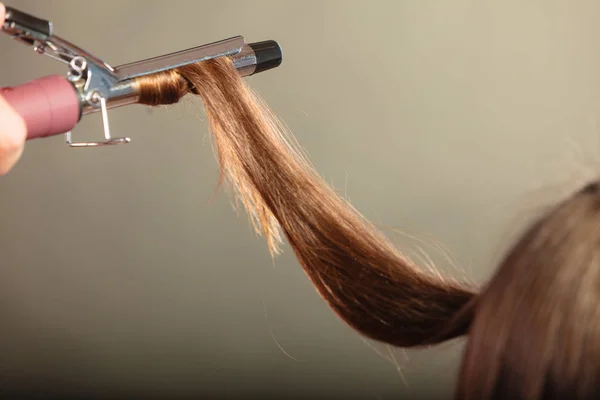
0 94 27 176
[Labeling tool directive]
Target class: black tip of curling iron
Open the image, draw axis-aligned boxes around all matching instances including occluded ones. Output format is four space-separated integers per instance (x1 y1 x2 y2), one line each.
248 40 283 74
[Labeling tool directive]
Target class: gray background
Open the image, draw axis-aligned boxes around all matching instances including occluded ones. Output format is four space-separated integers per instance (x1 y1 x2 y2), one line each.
1 0 599 398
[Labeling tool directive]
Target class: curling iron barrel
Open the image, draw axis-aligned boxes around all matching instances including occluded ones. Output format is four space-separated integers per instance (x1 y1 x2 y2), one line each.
0 6 283 147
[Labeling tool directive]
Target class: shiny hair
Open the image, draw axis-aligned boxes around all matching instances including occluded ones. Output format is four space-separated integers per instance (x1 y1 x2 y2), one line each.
136 56 600 399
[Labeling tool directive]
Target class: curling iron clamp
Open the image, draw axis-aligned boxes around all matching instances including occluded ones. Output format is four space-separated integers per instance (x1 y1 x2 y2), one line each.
0 6 283 147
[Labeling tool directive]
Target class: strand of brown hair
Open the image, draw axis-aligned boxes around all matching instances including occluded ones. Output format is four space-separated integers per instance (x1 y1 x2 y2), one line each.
135 57 476 348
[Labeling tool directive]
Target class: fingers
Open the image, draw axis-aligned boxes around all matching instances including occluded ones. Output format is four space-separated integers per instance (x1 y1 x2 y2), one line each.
0 2 27 175
0 94 27 176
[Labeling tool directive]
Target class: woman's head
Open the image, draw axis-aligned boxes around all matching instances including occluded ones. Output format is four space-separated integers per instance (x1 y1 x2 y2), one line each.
456 181 600 399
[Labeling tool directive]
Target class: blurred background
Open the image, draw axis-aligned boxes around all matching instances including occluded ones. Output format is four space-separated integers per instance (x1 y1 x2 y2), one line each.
2 0 600 398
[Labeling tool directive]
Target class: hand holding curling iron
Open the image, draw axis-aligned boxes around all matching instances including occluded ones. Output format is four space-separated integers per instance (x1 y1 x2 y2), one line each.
0 3 282 175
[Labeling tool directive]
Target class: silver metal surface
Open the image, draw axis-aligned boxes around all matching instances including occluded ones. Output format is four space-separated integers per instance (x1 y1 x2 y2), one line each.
114 36 244 81
65 92 130 147
230 44 258 77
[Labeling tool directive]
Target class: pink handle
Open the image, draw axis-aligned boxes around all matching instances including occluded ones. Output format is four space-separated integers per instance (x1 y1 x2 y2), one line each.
0 75 81 140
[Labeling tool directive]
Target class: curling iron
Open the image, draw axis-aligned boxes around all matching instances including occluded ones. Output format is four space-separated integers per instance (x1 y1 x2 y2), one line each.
0 6 283 147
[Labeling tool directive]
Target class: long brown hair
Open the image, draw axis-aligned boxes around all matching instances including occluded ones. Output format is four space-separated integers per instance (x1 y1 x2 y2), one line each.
135 56 599 399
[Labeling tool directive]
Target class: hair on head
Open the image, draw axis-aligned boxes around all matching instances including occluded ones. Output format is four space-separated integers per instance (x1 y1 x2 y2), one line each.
456 180 600 399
